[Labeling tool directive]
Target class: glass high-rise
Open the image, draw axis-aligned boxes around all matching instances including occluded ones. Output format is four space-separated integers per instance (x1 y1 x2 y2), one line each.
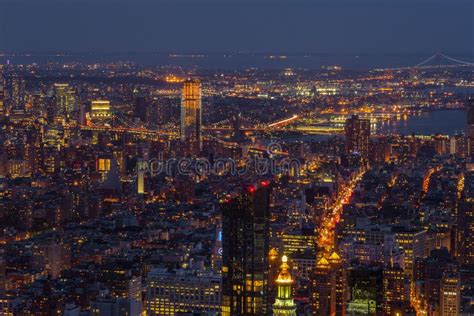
221 182 271 316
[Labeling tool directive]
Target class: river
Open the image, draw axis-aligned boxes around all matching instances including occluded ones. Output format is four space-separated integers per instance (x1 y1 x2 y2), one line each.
376 109 466 136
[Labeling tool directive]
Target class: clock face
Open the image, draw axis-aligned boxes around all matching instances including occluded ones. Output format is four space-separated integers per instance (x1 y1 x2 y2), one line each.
218 247 223 256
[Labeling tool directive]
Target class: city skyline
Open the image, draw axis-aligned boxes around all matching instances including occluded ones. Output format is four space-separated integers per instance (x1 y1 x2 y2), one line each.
0 2 472 315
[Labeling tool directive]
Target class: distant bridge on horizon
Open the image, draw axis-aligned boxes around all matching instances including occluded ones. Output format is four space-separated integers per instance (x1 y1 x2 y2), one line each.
379 52 474 71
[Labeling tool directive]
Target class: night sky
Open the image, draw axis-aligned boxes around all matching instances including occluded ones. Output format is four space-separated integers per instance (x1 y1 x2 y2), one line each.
0 0 473 55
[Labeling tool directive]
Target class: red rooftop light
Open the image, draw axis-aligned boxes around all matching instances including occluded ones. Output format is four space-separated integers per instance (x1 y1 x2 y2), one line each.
260 181 270 187
247 185 256 193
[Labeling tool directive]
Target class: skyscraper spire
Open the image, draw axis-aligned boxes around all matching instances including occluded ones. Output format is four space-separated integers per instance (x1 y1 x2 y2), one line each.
273 255 297 316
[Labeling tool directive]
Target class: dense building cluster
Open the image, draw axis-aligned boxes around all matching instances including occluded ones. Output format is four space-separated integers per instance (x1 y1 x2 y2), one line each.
0 59 472 316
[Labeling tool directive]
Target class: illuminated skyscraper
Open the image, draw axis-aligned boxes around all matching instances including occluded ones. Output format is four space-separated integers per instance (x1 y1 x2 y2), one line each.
272 255 297 316
212 224 223 271
345 114 370 160
457 172 474 265
466 99 474 157
137 170 145 194
221 182 271 316
180 79 202 153
54 83 75 121
312 250 346 316
329 252 346 316
0 65 5 118
312 256 332 315
137 159 147 195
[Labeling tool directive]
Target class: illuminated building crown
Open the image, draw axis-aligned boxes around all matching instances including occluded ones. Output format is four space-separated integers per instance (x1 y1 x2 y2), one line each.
276 255 293 285
273 255 297 316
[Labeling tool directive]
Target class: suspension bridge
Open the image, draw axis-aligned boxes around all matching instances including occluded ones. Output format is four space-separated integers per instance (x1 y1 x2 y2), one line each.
380 52 474 71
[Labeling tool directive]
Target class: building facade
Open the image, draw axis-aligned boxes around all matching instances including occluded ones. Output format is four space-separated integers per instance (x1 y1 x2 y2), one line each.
146 268 221 315
345 114 371 160
180 79 202 153
221 182 271 315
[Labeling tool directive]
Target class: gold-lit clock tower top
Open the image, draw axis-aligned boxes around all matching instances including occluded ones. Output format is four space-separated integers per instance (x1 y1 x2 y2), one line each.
273 255 297 316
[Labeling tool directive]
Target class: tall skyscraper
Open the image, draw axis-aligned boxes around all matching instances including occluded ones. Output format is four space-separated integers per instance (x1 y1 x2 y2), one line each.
53 83 75 122
466 99 474 157
272 255 297 316
221 182 271 316
212 224 223 271
457 172 474 265
133 89 148 123
7 73 24 109
180 79 202 153
312 250 346 316
137 170 145 194
0 65 5 118
345 114 371 160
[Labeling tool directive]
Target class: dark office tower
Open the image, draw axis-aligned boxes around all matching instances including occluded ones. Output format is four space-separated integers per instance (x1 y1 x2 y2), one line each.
466 99 474 157
458 172 474 265
180 79 202 154
221 182 271 316
345 114 371 160
133 89 148 123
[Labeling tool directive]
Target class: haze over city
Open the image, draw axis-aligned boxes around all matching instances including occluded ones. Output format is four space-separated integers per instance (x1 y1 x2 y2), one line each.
1 0 473 55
